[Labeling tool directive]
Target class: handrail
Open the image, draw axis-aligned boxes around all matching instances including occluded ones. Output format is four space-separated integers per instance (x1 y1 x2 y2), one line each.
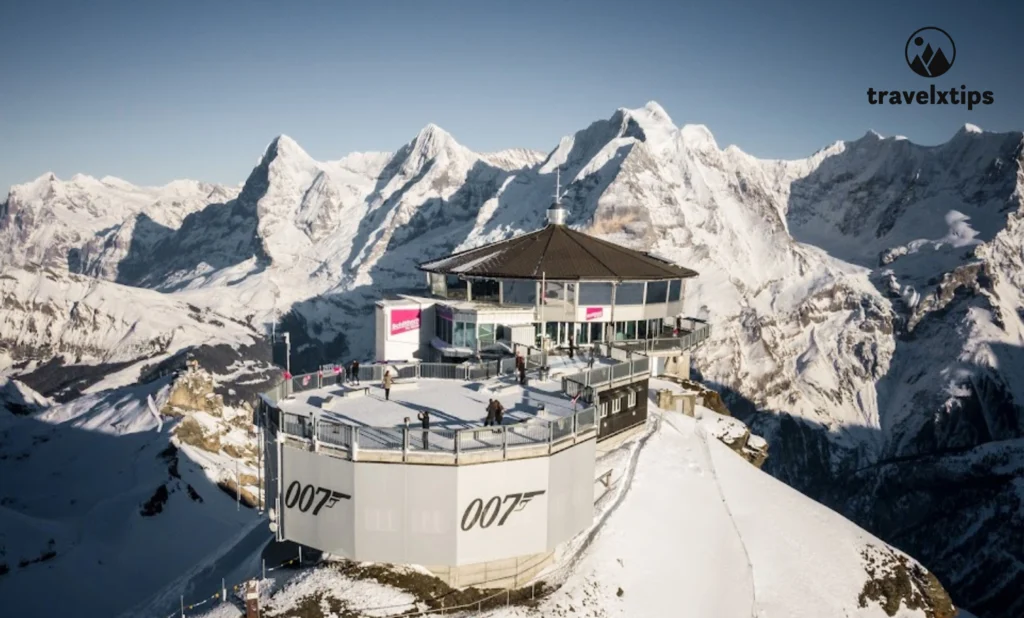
274 404 598 464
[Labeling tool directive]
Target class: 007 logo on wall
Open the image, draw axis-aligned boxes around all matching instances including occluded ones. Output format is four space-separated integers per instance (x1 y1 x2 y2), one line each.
283 481 350 516
460 491 545 531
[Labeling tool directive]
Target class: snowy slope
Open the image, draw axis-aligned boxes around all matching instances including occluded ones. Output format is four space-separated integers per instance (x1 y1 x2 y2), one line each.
0 378 263 618
1 101 1021 616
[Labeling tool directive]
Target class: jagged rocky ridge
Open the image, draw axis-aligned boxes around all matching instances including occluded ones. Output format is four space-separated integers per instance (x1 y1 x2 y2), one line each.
1 102 1021 617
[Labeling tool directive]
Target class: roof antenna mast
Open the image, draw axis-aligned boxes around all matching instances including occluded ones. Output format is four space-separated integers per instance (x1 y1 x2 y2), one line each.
547 166 567 226
554 167 561 205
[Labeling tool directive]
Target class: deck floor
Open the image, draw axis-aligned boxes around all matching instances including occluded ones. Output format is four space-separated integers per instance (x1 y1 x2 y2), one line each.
278 354 612 430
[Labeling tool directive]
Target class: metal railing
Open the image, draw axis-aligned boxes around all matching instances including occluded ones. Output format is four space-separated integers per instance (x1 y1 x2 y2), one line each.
277 406 599 464
561 353 650 399
282 412 311 438
599 321 712 357
273 358 528 400
317 420 353 449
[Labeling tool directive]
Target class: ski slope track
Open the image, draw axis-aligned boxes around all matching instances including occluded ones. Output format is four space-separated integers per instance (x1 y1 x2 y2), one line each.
1 101 1020 616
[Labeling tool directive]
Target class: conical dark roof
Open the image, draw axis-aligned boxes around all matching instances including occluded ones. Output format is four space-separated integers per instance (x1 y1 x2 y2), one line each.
419 224 698 281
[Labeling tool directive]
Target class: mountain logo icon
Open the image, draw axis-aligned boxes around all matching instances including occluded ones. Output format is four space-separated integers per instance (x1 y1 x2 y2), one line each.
905 27 955 78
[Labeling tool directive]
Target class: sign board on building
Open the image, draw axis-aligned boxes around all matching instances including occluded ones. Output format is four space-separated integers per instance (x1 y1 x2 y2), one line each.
585 307 604 321
390 308 422 336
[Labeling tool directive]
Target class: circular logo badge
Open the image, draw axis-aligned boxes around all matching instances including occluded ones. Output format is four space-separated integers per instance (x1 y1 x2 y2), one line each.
905 27 955 78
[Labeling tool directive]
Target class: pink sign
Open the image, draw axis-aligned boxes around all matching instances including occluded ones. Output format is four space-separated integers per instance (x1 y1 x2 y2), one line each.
585 307 604 321
390 308 422 335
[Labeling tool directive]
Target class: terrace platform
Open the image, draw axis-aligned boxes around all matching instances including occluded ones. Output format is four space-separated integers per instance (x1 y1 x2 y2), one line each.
272 357 616 463
278 368 594 430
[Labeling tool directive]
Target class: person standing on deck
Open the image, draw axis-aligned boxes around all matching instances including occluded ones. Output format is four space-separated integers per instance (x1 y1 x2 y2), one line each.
351 360 360 385
417 410 430 449
382 370 393 401
494 400 505 426
568 333 575 360
485 399 496 426
588 348 596 369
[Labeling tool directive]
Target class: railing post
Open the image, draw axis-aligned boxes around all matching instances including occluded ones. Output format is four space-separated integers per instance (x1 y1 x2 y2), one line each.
454 429 460 463
403 419 409 462
350 427 359 461
548 421 553 454
501 427 507 459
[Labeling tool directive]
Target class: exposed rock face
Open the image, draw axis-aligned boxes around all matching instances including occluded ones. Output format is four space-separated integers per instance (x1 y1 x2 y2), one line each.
858 544 957 618
162 360 224 416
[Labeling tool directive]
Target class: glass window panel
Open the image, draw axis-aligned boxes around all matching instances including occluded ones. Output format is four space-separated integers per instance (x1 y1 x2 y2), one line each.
668 279 681 302
645 280 668 303
616 282 645 305
502 280 537 305
473 279 500 302
430 273 447 297
543 282 569 305
578 282 613 305
478 324 495 345
545 322 558 343
590 322 603 342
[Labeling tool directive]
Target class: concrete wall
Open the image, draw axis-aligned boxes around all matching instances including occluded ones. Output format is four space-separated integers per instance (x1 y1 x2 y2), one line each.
510 324 535 347
276 437 596 568
662 350 691 380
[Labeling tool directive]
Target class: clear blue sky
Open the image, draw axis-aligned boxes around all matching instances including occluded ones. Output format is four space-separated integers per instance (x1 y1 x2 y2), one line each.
1 0 1021 192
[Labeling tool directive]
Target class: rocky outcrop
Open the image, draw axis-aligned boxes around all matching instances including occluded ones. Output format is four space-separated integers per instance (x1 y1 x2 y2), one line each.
656 377 769 468
858 544 957 618
162 360 224 416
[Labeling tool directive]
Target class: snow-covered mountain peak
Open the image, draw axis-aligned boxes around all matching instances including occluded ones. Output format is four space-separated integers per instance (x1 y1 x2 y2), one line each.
9 171 62 201
961 122 983 134
262 134 316 167
406 122 468 163
480 148 547 170
678 123 719 150
641 99 672 122
617 101 677 130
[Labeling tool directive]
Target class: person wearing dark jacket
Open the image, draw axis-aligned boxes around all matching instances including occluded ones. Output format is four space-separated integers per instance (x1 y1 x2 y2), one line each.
417 410 430 449
485 399 496 426
568 334 575 360
494 400 505 426
350 360 360 385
